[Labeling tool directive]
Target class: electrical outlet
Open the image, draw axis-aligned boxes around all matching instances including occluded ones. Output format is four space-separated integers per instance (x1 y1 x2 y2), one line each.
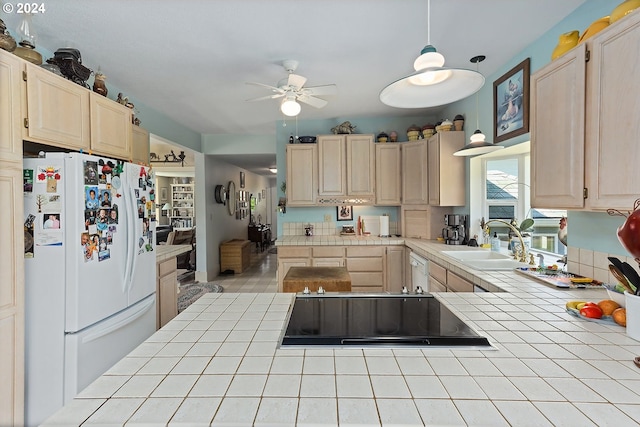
324 214 331 222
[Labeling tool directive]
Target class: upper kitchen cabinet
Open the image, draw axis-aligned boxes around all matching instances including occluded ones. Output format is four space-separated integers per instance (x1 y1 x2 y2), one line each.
89 92 133 160
401 140 428 204
0 49 23 162
427 131 465 206
375 143 401 205
23 62 91 151
286 144 318 206
531 10 640 210
317 134 375 203
131 125 150 165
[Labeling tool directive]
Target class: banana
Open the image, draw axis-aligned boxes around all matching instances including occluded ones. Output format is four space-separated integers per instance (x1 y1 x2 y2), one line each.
566 300 586 310
570 277 593 283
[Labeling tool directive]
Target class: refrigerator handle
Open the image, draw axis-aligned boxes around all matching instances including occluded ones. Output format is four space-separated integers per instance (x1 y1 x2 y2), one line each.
127 186 140 291
122 182 134 293
77 295 155 343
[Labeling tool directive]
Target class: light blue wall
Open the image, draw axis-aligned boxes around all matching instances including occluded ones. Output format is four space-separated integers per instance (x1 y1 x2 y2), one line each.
439 0 630 256
201 134 276 155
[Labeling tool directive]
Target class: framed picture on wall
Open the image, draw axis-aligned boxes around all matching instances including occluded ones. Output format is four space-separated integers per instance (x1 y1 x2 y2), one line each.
337 205 353 221
240 172 245 188
494 58 530 143
160 187 168 202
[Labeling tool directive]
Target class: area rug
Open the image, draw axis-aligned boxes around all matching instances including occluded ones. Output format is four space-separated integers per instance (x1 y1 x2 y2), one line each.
177 282 224 312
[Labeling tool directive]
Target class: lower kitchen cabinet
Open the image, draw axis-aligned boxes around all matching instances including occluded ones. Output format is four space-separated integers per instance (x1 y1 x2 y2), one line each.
157 257 178 329
428 259 473 292
277 245 403 292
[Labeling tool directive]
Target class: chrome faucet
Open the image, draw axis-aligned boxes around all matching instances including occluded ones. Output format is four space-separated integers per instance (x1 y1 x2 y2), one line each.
485 219 529 263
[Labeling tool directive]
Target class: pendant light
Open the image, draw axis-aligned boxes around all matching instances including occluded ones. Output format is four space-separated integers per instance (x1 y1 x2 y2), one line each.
454 55 504 157
379 0 484 108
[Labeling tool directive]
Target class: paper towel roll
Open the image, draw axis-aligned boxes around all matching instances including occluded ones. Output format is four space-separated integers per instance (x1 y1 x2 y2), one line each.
379 215 390 237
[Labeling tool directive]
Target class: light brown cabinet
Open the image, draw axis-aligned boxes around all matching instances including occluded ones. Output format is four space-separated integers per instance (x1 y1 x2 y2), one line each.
384 246 405 293
132 125 150 165
401 140 428 205
23 61 91 151
375 143 402 205
0 48 25 426
346 246 384 292
277 247 312 291
90 92 133 159
427 132 465 206
286 144 317 206
317 134 375 203
531 11 640 211
157 257 178 329
428 259 473 292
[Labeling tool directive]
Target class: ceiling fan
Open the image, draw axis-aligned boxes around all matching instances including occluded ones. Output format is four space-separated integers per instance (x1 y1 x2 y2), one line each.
246 59 337 116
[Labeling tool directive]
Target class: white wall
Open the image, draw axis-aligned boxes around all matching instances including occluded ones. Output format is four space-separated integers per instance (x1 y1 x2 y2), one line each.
195 155 273 282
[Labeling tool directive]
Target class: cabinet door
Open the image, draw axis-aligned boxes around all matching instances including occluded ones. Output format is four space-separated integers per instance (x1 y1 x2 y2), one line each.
278 258 311 291
286 144 317 205
346 134 375 197
530 44 586 209
158 272 178 328
90 92 133 160
586 13 640 210
25 62 90 150
317 135 346 196
0 163 25 426
132 126 149 165
428 132 465 206
385 246 404 293
401 141 427 204
0 50 23 163
375 143 401 205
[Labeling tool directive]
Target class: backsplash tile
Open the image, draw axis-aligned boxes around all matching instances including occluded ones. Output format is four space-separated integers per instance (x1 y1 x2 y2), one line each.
567 246 639 285
282 221 398 236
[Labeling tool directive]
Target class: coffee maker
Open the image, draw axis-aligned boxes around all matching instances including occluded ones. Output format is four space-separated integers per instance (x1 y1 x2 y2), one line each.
443 214 468 245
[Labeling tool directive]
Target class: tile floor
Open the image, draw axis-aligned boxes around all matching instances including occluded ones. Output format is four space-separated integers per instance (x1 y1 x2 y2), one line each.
182 248 278 294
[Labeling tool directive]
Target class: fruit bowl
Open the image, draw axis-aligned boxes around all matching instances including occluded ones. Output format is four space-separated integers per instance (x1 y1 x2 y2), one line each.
604 283 626 307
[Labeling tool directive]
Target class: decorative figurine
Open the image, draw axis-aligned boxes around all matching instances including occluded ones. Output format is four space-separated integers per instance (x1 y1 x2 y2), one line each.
331 121 356 134
93 72 108 97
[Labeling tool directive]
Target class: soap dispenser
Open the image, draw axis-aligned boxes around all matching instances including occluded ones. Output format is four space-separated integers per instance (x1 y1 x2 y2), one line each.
491 232 500 252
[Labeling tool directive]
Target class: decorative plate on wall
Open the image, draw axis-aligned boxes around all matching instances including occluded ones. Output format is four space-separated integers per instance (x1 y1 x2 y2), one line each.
215 185 226 205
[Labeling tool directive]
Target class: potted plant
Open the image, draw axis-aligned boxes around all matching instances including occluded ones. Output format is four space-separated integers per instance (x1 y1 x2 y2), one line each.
509 217 534 254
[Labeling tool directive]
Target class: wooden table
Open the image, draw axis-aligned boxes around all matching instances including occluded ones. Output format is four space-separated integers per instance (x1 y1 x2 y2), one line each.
283 266 352 293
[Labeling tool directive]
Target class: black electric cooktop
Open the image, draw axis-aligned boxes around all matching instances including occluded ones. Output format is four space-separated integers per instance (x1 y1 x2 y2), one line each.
282 294 491 347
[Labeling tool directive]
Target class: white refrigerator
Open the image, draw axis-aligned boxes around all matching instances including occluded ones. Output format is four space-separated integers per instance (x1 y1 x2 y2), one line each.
23 152 157 427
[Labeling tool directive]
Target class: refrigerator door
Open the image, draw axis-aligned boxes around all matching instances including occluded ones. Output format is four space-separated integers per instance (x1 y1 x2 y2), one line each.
65 153 129 332
63 293 156 404
122 162 157 306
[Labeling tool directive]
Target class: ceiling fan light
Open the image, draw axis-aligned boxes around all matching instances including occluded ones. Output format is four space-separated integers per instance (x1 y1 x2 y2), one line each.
269 167 277 174
281 97 301 116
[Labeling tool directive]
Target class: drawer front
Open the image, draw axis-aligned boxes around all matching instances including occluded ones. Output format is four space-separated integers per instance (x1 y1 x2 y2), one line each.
312 246 345 258
429 261 447 284
447 272 474 292
429 276 447 292
158 257 177 277
278 246 311 258
347 257 383 272
346 246 384 257
312 258 345 267
350 272 384 289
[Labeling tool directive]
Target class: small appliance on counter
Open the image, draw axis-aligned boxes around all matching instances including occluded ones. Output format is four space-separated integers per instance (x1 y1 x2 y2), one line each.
443 214 468 245
340 225 355 236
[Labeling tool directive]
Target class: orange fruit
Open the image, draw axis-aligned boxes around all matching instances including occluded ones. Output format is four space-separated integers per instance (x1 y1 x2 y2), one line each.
598 299 621 316
612 307 626 327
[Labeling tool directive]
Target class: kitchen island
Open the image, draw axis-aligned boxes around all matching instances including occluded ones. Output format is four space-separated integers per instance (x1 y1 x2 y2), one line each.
43 240 640 426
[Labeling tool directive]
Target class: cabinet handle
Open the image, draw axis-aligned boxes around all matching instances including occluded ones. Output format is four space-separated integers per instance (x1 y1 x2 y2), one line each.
24 118 29 128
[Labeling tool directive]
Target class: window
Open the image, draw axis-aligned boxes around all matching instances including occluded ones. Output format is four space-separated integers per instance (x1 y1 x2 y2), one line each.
482 152 567 256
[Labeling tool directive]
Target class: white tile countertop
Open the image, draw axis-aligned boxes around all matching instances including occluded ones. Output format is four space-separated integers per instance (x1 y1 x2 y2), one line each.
44 242 640 426
276 235 405 246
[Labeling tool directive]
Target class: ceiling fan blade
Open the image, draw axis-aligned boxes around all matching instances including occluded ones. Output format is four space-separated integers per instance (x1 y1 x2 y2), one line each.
246 81 284 93
246 94 285 102
297 94 328 109
287 73 307 90
303 84 338 97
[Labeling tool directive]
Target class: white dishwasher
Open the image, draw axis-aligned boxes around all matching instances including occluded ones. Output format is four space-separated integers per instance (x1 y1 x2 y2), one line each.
409 251 429 292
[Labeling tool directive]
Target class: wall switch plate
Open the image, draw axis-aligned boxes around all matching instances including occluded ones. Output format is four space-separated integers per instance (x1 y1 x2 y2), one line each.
324 214 331 222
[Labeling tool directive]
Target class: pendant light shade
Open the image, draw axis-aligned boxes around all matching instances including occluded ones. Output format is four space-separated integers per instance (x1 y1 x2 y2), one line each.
454 55 503 157
379 1 484 108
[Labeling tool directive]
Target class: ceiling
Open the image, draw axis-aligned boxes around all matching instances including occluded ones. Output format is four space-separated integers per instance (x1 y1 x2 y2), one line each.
3 0 587 175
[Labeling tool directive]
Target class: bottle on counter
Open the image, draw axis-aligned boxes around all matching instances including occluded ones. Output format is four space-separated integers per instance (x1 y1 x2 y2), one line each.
491 232 500 252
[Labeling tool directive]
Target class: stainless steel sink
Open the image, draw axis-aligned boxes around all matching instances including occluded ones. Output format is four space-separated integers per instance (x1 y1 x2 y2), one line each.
442 250 512 261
